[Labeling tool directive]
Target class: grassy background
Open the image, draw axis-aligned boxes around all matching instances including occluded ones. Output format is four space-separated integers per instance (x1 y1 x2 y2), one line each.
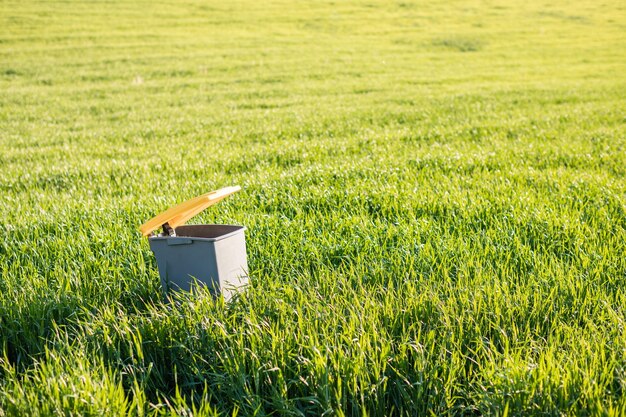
1 0 626 415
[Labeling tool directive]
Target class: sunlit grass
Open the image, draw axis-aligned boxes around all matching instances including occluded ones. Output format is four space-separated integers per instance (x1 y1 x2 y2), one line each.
1 0 626 415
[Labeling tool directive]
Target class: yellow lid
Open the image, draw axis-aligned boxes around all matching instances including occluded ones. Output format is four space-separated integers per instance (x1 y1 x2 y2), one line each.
139 186 241 236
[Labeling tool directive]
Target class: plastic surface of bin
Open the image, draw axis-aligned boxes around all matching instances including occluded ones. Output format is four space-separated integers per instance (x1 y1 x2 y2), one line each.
149 225 248 300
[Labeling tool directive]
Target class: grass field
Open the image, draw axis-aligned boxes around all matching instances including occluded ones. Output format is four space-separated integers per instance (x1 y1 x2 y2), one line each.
1 0 626 415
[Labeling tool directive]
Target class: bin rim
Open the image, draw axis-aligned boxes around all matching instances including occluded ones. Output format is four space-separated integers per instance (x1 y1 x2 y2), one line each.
148 224 246 243
139 186 241 237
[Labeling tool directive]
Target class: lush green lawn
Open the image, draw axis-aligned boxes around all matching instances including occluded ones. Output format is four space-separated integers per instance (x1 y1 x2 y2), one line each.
1 0 626 415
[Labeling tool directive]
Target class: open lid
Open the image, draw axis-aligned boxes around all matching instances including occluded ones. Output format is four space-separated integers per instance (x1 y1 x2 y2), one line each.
139 186 241 236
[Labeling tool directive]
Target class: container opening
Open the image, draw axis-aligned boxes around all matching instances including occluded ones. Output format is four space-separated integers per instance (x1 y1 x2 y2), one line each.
174 224 244 239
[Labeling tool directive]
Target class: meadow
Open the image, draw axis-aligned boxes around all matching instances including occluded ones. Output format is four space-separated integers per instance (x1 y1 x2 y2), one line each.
1 0 626 415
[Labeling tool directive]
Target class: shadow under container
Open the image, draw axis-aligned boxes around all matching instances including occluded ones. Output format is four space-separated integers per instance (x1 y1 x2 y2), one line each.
149 225 248 300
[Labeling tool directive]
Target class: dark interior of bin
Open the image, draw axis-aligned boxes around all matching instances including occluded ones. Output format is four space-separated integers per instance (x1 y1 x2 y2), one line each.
174 225 243 239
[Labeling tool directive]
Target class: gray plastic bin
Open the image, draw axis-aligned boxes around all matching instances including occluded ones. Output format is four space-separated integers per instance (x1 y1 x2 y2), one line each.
149 224 248 300
139 186 247 300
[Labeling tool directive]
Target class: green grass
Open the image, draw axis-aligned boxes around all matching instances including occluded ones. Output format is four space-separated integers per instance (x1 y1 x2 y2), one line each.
1 0 626 415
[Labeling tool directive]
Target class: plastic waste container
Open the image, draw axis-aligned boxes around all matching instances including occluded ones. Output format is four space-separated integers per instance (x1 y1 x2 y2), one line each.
139 186 248 300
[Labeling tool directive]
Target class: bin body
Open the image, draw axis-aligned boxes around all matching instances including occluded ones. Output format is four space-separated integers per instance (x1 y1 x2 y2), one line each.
148 224 248 300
